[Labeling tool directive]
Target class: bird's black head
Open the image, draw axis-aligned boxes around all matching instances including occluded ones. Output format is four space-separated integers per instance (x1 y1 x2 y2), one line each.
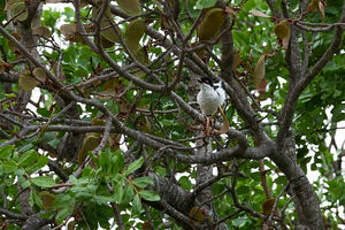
198 77 218 89
198 77 214 86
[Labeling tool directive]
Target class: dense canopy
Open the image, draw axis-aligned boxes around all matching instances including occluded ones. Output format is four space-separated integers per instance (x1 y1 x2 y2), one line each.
0 0 345 229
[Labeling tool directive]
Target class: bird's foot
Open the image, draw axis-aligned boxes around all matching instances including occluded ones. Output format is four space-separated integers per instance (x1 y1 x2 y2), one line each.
204 117 210 136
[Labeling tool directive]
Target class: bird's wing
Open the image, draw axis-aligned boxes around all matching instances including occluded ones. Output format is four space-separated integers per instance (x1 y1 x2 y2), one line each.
215 86 226 105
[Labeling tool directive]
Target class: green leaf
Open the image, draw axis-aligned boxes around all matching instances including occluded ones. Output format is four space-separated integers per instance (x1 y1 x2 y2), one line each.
56 206 73 223
2 160 17 173
132 194 142 213
94 195 115 205
132 177 154 188
26 155 48 174
31 176 56 188
139 190 160 201
18 150 39 168
232 216 250 227
37 108 51 117
195 0 217 9
113 182 124 203
178 176 192 191
0 145 14 159
122 185 134 204
124 157 144 175
32 189 43 208
112 150 124 175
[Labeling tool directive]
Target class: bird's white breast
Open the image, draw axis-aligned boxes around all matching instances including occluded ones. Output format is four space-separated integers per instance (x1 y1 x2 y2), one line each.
197 85 221 116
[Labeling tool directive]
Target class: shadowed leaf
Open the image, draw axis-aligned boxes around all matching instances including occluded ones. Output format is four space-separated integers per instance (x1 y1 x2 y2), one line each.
116 0 141 16
198 8 225 41
189 206 207 222
124 19 146 52
262 198 276 215
32 67 46 82
19 71 39 91
100 12 120 44
39 191 56 209
10 1 28 22
78 133 100 164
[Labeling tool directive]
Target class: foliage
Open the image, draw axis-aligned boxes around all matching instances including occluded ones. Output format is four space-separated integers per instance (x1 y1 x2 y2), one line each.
0 0 345 229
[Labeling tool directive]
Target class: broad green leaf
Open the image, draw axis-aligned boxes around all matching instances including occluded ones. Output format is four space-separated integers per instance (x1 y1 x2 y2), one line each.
124 157 144 175
112 150 124 175
178 176 192 191
122 185 134 204
31 176 56 188
139 190 160 201
132 194 142 212
26 155 48 174
132 176 154 188
18 150 39 168
56 206 73 223
0 145 14 159
32 189 43 208
3 160 17 173
113 182 124 203
94 195 115 204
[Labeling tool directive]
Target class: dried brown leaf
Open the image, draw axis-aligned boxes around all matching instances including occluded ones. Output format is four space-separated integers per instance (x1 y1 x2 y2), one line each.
262 198 275 215
318 0 327 22
189 206 207 222
274 20 290 49
250 9 271 18
254 54 266 92
32 25 51 39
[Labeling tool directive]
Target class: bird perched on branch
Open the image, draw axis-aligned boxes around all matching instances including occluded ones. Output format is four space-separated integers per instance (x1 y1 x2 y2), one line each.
197 77 229 135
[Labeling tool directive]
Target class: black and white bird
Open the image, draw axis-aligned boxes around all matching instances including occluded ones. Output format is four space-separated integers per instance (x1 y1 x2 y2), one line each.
197 77 229 135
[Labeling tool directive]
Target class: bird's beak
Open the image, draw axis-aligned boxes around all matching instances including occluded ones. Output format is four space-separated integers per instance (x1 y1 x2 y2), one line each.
198 79 202 83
